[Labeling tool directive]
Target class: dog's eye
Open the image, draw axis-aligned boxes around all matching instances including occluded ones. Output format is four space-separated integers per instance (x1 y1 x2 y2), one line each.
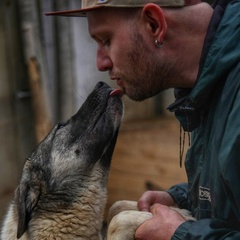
57 120 69 130
75 149 80 155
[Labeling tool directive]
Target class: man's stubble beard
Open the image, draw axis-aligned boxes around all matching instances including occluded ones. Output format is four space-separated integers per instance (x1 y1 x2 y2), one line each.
122 31 178 101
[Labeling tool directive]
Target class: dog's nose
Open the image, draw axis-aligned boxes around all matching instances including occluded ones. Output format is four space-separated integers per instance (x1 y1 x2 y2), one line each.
94 81 107 90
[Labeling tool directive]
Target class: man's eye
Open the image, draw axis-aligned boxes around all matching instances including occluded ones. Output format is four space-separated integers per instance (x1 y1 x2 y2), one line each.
102 39 110 47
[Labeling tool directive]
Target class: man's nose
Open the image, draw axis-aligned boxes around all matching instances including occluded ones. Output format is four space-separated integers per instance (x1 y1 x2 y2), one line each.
96 48 113 72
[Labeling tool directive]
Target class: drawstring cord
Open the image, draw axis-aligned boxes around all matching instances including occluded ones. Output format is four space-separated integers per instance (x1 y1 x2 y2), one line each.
179 125 185 168
179 124 191 168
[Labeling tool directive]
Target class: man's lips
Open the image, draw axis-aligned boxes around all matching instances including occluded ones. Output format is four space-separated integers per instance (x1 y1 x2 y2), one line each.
116 79 124 88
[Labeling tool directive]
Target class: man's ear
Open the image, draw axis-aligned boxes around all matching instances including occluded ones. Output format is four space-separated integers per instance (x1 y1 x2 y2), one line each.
141 3 167 42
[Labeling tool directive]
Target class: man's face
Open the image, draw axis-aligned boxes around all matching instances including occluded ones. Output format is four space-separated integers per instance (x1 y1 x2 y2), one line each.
87 8 177 101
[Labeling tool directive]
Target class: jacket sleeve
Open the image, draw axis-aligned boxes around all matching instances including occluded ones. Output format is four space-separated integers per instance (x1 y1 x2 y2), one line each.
166 183 190 210
167 184 240 239
172 219 240 239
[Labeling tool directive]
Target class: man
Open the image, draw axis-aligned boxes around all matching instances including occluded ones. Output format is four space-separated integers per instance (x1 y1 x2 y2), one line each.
46 0 240 239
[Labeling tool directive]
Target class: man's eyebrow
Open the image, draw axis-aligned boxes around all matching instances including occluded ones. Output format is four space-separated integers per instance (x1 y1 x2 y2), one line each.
90 34 101 43
89 27 99 39
90 30 109 42
88 28 99 40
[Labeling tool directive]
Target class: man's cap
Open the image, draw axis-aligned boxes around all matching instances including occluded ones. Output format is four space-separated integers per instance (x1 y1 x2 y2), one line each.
45 0 190 17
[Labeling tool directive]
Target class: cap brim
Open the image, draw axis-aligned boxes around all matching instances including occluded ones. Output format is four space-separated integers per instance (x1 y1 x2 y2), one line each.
45 6 102 17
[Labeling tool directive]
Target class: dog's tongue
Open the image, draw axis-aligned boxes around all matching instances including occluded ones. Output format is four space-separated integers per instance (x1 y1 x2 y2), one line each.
110 89 123 97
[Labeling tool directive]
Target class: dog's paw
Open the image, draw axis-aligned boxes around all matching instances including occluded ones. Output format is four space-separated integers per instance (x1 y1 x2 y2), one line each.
107 210 152 240
171 207 196 221
106 200 196 240
108 200 138 224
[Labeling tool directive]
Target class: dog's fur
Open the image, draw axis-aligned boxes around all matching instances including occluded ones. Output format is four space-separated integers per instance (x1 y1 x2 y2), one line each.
1 82 123 240
107 200 196 240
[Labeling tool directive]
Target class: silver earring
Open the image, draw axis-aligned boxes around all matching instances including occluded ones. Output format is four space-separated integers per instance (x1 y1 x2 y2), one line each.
155 39 163 48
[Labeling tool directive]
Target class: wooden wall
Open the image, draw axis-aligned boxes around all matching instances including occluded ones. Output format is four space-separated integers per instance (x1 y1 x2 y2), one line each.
105 117 187 219
0 0 36 220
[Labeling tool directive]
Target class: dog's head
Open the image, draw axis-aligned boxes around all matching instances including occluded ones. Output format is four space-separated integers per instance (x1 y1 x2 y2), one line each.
15 82 123 238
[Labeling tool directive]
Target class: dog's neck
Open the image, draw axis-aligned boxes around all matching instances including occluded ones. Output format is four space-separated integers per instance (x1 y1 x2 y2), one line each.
30 202 106 239
25 184 107 239
1 182 107 240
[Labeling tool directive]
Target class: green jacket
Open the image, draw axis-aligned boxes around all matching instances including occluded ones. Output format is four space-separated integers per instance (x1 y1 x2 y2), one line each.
167 0 240 238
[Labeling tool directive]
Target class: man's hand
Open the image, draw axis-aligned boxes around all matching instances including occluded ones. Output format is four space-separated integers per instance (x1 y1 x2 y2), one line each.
135 203 186 240
137 191 177 212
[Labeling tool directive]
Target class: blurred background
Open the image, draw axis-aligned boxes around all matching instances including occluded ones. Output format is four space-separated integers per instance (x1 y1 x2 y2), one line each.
0 0 212 224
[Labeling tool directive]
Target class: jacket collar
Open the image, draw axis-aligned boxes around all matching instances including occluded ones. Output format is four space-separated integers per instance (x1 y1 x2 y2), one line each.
168 0 240 132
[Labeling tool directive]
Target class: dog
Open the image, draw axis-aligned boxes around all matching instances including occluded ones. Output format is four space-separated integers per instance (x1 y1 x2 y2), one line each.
1 82 123 240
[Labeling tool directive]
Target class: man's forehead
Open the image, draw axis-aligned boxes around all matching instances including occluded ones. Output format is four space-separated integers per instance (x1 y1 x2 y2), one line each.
87 9 115 37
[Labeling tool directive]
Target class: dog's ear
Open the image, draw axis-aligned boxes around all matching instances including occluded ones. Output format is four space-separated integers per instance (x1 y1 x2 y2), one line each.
15 162 40 238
